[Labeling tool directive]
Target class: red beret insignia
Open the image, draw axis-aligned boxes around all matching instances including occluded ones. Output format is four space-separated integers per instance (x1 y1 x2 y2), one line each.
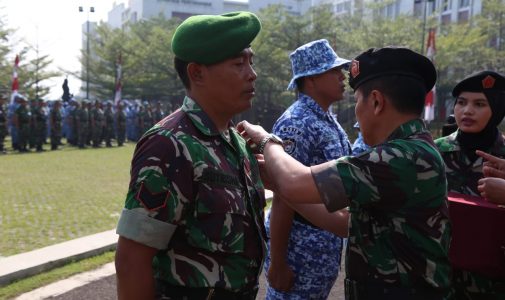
350 60 360 78
482 75 495 89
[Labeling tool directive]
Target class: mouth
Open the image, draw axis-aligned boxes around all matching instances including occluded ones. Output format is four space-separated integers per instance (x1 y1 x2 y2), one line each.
460 118 475 126
245 88 255 96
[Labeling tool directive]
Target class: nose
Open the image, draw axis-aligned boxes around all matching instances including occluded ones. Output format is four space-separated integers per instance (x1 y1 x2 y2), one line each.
247 63 257 82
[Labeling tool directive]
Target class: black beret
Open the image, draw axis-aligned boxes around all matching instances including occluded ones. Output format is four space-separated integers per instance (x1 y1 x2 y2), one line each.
348 46 436 92
171 11 261 65
452 70 505 97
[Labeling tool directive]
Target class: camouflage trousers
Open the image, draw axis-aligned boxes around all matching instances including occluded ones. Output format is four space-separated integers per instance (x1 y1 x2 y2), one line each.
264 213 342 300
453 269 505 300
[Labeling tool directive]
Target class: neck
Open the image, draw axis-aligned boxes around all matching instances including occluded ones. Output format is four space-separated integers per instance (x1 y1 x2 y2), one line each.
303 91 333 112
370 113 418 146
188 90 231 132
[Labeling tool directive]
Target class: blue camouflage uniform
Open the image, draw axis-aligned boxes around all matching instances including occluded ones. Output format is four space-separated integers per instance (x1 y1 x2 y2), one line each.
352 132 370 155
265 93 352 300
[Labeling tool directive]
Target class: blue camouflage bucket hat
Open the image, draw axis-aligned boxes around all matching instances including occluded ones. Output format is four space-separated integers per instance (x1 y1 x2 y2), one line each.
287 39 350 90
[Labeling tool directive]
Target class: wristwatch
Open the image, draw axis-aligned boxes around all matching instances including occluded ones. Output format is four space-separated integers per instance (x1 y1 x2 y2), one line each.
258 134 283 154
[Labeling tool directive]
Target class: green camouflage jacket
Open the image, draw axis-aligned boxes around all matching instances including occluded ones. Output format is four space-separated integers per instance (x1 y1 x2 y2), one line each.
116 97 266 291
435 130 505 196
314 119 452 295
435 131 505 299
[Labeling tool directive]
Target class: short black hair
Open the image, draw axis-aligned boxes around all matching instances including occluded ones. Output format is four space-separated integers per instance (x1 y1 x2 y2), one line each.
358 75 426 115
174 57 190 90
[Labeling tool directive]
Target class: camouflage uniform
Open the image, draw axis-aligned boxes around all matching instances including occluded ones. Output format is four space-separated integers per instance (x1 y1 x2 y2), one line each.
90 105 104 147
0 101 7 153
103 104 114 147
115 106 126 146
33 103 47 151
314 119 452 299
50 105 62 150
435 130 505 300
68 103 78 146
116 97 266 295
15 104 31 152
351 132 371 156
265 93 351 299
77 104 89 148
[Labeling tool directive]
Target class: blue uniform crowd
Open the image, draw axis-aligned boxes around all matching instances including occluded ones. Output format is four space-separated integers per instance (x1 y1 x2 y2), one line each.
0 95 171 154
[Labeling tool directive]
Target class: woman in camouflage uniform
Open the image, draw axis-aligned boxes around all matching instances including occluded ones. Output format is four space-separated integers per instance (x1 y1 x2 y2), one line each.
435 70 505 300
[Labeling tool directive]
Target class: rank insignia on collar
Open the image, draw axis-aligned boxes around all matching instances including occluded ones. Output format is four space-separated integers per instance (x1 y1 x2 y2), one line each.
482 75 495 89
350 60 360 78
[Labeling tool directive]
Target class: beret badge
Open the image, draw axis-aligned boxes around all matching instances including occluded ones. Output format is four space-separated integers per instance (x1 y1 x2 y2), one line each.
350 60 360 78
482 75 496 89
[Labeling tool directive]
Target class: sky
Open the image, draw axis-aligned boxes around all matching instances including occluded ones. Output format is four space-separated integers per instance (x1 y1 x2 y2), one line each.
3 0 127 100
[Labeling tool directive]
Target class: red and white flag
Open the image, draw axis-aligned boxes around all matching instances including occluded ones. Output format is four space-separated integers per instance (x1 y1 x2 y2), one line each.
114 53 122 106
10 55 19 104
424 28 436 122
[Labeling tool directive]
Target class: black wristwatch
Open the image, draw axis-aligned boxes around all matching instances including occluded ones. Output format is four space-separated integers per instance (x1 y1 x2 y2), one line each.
258 134 283 154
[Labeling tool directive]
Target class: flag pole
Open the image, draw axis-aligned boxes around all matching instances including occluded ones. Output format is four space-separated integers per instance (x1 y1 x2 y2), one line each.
10 55 19 104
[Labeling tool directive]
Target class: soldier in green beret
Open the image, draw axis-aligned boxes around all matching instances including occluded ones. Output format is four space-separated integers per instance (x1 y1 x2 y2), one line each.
238 46 453 300
115 11 266 300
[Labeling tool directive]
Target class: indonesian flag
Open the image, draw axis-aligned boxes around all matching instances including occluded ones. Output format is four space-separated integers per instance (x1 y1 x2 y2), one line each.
114 53 122 106
10 55 19 104
424 28 436 122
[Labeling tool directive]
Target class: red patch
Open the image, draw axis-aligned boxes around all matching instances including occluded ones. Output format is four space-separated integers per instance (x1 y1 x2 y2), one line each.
482 75 496 89
135 181 170 211
350 60 360 78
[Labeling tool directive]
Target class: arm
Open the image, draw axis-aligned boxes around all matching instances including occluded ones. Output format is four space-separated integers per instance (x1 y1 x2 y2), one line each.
238 121 349 209
285 202 349 237
477 177 505 205
267 195 295 291
115 236 157 300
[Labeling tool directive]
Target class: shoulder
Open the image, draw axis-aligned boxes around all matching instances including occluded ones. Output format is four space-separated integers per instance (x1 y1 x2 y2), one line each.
434 132 458 152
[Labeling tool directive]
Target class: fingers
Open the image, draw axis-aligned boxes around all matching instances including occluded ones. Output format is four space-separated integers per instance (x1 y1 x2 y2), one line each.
482 165 505 179
476 150 504 166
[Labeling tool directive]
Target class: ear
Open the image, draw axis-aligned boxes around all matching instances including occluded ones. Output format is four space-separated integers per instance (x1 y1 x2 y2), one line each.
187 63 205 86
371 90 385 116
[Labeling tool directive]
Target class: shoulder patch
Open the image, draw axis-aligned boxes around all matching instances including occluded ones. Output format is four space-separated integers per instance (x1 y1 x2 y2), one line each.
283 138 296 154
135 181 170 211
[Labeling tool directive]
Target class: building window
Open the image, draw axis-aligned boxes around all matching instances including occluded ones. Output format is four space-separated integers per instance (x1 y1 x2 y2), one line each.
442 0 452 12
441 13 451 24
459 0 470 8
458 10 469 22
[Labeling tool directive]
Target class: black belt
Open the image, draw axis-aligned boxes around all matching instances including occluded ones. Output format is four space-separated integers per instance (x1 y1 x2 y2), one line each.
345 278 450 300
155 280 258 300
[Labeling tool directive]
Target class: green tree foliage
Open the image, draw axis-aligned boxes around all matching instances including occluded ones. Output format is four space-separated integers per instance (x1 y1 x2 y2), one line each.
75 3 504 126
85 16 183 105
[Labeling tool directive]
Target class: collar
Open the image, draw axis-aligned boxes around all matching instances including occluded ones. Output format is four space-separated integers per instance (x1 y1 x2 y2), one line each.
182 96 224 137
386 118 428 141
439 129 505 156
298 93 329 119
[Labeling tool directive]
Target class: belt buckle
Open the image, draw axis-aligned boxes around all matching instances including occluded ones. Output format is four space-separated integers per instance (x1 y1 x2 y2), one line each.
205 288 215 300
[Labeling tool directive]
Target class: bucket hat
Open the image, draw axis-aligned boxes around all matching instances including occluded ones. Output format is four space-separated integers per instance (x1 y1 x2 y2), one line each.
287 39 350 90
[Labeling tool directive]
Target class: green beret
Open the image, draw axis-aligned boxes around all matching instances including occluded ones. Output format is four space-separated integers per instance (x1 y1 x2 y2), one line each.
171 11 261 65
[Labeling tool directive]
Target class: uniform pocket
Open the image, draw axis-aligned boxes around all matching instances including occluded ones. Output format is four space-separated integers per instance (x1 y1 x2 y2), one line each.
188 172 247 254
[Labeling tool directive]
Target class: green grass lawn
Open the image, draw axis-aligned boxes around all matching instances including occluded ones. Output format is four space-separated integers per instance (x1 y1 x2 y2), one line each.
0 143 135 256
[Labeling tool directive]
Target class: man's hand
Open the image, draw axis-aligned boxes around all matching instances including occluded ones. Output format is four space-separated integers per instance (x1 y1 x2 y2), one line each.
267 261 295 292
478 177 505 205
237 120 269 148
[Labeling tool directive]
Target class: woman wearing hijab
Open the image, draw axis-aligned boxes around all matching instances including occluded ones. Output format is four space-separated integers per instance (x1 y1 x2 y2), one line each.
435 70 505 300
